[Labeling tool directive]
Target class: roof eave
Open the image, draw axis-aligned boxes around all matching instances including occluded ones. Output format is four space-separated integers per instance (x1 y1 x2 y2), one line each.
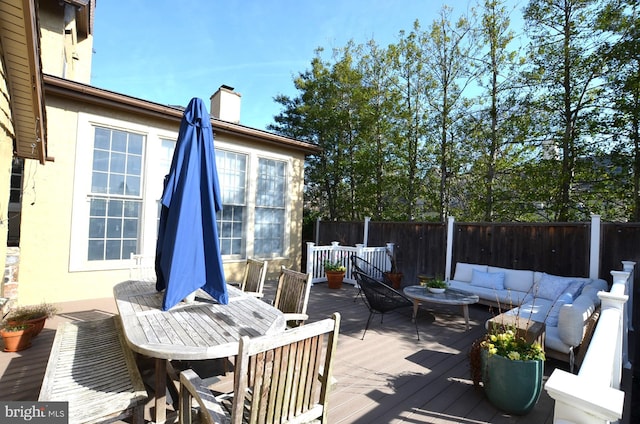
43 74 321 155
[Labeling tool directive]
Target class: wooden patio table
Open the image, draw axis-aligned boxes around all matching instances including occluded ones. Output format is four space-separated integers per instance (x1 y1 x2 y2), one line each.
113 280 286 424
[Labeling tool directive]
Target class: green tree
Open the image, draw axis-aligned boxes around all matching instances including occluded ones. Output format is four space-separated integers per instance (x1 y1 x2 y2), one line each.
423 6 479 221
386 22 434 220
523 0 607 221
599 0 640 220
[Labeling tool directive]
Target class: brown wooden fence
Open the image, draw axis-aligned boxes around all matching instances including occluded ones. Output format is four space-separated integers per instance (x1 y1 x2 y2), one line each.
307 218 640 380
308 220 620 281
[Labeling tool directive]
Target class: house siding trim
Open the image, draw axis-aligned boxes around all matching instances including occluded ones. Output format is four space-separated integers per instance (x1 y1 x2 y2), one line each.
43 74 321 155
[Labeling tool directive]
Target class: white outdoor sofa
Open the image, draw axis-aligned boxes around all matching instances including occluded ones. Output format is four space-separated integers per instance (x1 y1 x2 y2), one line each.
448 262 609 367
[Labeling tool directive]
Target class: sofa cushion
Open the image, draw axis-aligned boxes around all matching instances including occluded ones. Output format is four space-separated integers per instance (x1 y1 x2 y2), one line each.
504 298 554 324
470 269 505 290
580 279 608 306
488 266 535 293
558 294 596 347
546 292 575 327
535 273 573 301
545 326 571 354
453 263 488 282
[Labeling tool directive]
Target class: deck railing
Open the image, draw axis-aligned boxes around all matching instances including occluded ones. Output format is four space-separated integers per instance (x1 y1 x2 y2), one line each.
545 261 635 424
305 241 393 284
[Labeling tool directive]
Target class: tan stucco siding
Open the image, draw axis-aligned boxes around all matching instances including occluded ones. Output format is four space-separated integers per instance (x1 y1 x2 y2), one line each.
0 51 14 298
18 95 308 304
38 1 92 83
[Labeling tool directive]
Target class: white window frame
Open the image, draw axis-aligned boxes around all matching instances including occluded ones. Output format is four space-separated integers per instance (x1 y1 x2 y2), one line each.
214 141 292 261
69 113 177 272
69 113 292 272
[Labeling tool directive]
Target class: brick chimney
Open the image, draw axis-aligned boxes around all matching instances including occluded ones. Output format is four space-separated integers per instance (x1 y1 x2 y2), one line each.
210 85 241 124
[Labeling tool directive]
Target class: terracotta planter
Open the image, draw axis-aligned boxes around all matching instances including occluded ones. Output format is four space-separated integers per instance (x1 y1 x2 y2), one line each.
9 316 46 337
1 324 35 352
384 272 403 289
325 271 345 289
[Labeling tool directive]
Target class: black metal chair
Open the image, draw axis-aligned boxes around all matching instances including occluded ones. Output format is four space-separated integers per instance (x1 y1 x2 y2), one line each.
350 255 393 301
352 270 420 340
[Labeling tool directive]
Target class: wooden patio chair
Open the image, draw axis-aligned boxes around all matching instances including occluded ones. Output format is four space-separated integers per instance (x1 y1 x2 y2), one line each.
273 266 312 327
239 258 268 298
353 269 419 340
179 312 341 424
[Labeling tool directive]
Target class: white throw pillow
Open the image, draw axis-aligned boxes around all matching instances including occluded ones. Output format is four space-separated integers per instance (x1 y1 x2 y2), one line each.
535 273 572 301
470 269 505 290
453 263 488 282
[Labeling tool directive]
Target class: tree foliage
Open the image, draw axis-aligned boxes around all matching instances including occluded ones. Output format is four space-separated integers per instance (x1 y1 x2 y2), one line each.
269 0 640 223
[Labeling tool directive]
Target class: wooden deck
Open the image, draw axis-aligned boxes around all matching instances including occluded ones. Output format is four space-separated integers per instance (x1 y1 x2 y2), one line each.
0 281 634 423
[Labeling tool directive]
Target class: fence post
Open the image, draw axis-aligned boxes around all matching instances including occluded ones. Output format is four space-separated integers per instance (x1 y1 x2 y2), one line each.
306 242 315 280
363 217 370 247
622 260 635 332
445 216 455 281
589 214 601 280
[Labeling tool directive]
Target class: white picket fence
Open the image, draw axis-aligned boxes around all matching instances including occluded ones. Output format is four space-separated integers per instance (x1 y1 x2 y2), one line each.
545 261 635 424
305 241 395 285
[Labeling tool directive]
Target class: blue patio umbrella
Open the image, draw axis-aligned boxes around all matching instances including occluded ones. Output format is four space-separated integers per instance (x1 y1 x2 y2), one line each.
155 97 228 310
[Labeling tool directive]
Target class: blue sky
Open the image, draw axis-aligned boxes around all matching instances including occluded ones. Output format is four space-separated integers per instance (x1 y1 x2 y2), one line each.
91 0 524 131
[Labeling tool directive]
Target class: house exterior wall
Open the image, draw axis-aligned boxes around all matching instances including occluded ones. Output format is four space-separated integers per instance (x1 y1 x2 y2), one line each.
17 93 307 304
0 52 15 299
38 1 92 83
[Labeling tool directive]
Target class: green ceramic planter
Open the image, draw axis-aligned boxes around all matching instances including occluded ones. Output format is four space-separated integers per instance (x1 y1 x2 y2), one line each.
480 350 544 415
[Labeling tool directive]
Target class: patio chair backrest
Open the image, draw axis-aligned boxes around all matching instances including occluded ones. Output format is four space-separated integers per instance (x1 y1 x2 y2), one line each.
240 258 267 297
352 269 412 314
273 266 312 326
350 255 391 286
179 313 341 424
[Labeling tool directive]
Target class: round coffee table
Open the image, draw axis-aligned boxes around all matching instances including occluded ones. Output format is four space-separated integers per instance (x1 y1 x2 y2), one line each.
403 285 479 330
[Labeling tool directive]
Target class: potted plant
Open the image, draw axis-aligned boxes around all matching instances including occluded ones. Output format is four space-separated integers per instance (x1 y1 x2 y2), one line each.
384 245 403 289
469 323 545 415
5 302 58 337
1 322 35 352
426 279 448 293
324 260 346 289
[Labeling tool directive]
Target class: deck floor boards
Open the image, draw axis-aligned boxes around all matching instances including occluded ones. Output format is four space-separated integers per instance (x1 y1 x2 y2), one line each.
0 281 632 423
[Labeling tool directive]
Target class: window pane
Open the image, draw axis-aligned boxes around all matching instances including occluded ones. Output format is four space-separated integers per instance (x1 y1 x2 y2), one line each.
126 176 141 196
123 218 138 238
92 172 108 193
109 174 125 195
88 126 144 261
127 154 142 175
88 240 105 260
215 150 247 257
107 218 122 238
88 217 105 238
93 149 109 172
128 134 143 155
122 240 137 259
94 128 110 150
90 198 107 215
105 240 121 260
108 200 124 217
111 152 126 173
254 158 286 257
111 130 127 152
